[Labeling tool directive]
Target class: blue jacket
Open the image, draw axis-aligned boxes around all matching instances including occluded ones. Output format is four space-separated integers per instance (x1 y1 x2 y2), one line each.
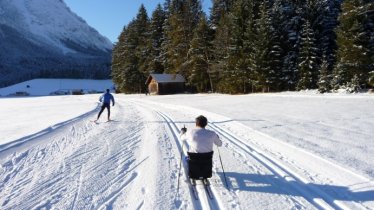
100 92 115 105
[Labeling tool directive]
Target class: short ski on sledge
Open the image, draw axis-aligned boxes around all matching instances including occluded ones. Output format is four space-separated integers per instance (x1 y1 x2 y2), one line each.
189 179 199 200
188 178 214 200
203 179 214 199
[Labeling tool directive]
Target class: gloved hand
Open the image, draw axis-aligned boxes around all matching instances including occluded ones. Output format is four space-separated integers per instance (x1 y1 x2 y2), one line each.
180 127 187 134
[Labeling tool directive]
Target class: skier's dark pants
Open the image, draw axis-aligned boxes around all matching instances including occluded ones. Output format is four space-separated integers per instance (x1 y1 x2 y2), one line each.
98 103 110 119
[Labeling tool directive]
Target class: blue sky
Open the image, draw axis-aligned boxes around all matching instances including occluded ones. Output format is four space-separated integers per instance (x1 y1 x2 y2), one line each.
64 0 212 43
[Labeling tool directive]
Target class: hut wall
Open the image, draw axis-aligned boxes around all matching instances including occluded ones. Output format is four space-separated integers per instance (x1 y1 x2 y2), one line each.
148 79 158 94
158 83 184 95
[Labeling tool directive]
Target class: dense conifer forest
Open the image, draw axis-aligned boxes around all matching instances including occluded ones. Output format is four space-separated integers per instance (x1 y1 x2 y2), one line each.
112 0 374 94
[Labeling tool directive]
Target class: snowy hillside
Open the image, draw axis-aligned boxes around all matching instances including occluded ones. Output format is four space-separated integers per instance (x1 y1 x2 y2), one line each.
0 0 112 53
0 0 112 87
0 87 373 209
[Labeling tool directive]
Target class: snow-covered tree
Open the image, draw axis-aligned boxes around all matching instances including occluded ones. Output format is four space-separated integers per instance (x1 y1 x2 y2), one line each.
210 0 235 28
111 5 149 93
297 17 318 90
188 14 215 92
333 0 373 89
318 55 331 93
273 0 302 90
318 0 341 74
346 74 361 93
163 0 202 78
369 71 374 87
212 13 236 93
250 1 275 92
134 5 150 76
147 4 166 74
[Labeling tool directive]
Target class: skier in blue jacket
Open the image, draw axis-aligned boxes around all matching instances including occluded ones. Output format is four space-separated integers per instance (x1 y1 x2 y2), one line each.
95 89 115 121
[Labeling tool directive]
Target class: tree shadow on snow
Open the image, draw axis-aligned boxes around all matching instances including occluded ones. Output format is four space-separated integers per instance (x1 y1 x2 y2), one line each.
217 172 374 203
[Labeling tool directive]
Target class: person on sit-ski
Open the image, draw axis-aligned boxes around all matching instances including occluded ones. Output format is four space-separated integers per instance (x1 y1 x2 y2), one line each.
180 115 222 183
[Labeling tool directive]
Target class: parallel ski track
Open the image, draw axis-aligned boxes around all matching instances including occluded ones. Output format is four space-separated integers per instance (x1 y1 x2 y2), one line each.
208 122 355 210
133 99 368 210
129 100 225 210
155 110 224 210
131 99 370 210
0 100 143 210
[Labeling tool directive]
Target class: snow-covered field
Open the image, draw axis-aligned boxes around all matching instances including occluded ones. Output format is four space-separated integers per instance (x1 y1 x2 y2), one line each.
0 79 113 96
0 82 373 209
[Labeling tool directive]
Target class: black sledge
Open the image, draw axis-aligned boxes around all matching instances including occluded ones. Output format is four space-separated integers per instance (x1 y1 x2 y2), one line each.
187 151 214 180
187 151 214 199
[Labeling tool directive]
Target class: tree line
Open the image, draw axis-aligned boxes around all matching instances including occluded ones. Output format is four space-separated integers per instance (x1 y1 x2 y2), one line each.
112 0 374 94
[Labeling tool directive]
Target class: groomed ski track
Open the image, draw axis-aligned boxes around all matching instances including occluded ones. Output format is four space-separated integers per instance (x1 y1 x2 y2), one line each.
147 108 225 210
0 95 373 209
131 98 374 210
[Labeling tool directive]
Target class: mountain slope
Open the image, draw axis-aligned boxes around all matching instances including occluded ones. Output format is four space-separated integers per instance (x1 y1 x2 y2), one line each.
0 0 113 87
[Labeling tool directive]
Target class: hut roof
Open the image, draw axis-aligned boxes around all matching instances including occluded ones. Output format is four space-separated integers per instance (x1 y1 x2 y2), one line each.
145 74 186 85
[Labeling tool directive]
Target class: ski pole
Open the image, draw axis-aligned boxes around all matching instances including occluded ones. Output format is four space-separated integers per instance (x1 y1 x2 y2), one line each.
176 135 185 195
217 146 229 188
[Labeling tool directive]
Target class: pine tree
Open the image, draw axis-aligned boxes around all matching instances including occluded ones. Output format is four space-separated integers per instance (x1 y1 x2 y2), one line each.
264 0 285 91
250 1 274 92
363 2 374 88
318 55 331 93
333 0 373 89
210 0 235 28
111 5 149 93
211 13 235 93
148 4 166 73
111 22 135 92
272 0 302 90
111 26 127 92
243 0 257 93
164 0 171 11
369 71 374 87
185 0 202 28
297 17 318 90
318 0 341 75
163 0 202 79
213 0 256 93
134 5 150 76
188 14 214 92
113 0 371 94
121 21 144 93
346 74 361 93
163 3 186 73
232 0 256 93
160 2 172 73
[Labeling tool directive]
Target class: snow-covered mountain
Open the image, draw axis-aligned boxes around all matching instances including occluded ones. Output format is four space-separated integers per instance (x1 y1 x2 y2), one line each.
0 0 113 87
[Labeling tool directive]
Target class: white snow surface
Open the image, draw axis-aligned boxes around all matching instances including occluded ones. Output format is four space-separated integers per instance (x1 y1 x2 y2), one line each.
0 80 373 209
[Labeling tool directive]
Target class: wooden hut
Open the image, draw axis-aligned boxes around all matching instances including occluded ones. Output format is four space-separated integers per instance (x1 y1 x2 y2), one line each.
145 74 186 95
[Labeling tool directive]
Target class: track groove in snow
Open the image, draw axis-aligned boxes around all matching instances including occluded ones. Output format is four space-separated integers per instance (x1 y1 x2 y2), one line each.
133 98 374 210
0 100 148 209
209 122 344 210
155 110 225 210
128 99 234 209
132 99 313 209
0 94 373 209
